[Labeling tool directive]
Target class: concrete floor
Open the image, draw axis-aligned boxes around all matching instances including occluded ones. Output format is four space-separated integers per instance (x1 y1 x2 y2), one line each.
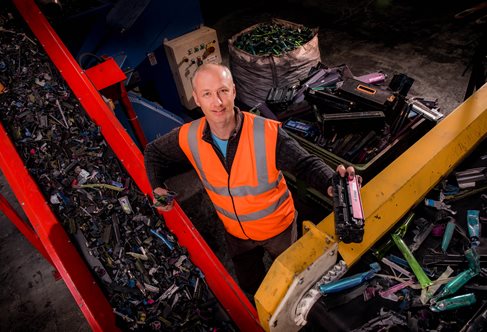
0 173 89 331
0 0 484 330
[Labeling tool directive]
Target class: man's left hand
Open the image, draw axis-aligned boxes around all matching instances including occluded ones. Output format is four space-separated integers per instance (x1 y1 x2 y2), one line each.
327 164 362 197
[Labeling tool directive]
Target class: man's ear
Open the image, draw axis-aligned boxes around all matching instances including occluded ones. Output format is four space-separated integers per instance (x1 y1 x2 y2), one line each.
192 91 201 107
232 84 236 99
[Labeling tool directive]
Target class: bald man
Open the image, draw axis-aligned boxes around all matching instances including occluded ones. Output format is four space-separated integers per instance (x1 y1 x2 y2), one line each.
144 63 354 295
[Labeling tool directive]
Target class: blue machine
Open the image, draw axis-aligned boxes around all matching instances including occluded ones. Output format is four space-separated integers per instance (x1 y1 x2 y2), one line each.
115 92 185 144
58 0 203 139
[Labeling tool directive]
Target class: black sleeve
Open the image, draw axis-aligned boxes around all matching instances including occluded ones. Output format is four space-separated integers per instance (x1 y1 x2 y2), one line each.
276 127 335 192
143 127 192 189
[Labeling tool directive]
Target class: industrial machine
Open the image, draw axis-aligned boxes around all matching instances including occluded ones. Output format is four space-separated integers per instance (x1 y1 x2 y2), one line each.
256 84 487 329
55 0 212 142
1 0 487 331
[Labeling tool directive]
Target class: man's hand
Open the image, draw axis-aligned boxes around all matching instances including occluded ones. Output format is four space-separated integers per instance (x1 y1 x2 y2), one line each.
326 164 362 197
152 187 176 212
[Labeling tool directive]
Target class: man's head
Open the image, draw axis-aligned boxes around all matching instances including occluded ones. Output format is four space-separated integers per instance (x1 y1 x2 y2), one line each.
192 63 236 130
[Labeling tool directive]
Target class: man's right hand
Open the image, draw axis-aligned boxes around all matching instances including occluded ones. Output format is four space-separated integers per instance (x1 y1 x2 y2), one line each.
152 187 176 212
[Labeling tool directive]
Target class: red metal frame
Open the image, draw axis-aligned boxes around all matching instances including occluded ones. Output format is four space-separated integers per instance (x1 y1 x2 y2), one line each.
0 123 117 331
0 193 54 267
11 1 262 330
84 58 126 90
85 58 149 148
118 81 149 148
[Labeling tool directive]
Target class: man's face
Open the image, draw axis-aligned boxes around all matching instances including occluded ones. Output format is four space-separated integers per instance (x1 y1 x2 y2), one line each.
192 65 236 127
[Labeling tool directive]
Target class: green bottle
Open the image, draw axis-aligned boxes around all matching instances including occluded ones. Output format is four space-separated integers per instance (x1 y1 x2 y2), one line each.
392 234 432 288
465 248 480 274
430 293 476 312
430 269 478 303
373 212 415 259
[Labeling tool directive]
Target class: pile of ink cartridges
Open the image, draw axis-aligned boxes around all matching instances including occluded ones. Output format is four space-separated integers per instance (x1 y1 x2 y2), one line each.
309 140 487 331
267 62 443 181
0 9 234 332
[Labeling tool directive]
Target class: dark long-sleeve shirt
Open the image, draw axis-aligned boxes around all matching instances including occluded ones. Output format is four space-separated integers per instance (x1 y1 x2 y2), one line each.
144 109 334 194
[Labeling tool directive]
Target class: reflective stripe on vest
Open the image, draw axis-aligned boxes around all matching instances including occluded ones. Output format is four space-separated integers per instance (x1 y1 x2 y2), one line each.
213 189 290 222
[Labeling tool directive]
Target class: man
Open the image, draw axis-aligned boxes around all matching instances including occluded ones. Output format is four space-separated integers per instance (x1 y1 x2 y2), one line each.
144 63 357 295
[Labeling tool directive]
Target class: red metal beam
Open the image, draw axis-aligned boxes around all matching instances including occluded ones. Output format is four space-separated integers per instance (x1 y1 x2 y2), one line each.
84 58 149 148
12 1 262 330
0 122 117 331
0 193 55 267
119 82 149 148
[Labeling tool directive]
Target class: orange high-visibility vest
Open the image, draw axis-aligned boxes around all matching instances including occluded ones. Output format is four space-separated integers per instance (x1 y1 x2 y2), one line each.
179 112 295 240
